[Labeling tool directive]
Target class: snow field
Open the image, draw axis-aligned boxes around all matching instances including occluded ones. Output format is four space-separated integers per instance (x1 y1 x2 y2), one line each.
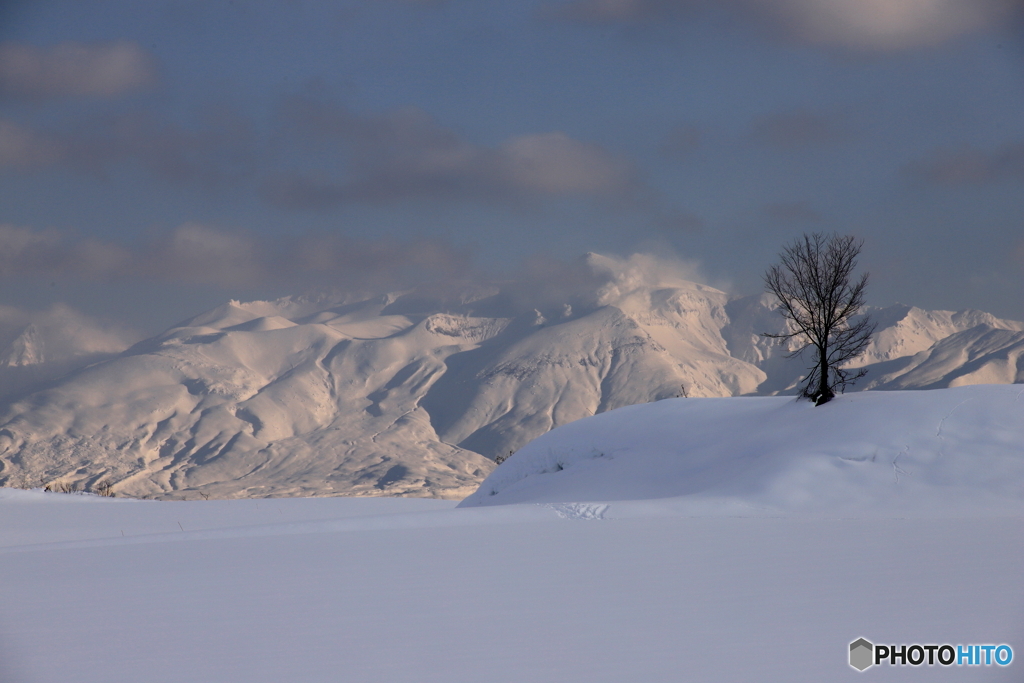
1 497 1021 682
2 385 1023 682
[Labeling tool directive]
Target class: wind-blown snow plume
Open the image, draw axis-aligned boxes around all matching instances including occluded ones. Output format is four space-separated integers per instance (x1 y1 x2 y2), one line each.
0 303 139 400
587 252 708 307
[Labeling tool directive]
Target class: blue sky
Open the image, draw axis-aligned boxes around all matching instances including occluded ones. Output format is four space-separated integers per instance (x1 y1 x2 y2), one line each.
2 0 1023 332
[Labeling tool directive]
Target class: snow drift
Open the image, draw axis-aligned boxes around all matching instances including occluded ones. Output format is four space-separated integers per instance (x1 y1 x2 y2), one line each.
461 384 1024 516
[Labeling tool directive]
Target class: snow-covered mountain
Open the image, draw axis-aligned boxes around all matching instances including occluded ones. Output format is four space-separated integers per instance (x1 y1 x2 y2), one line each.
0 304 139 403
0 253 1021 499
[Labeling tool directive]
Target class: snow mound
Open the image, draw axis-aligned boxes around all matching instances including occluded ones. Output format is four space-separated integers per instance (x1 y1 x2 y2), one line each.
460 384 1024 516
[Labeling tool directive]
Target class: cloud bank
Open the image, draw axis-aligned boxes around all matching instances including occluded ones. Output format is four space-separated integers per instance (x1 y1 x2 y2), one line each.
907 142 1024 184
1 97 643 208
0 110 257 188
552 0 1021 51
0 223 472 293
0 41 158 99
0 222 714 325
262 98 640 208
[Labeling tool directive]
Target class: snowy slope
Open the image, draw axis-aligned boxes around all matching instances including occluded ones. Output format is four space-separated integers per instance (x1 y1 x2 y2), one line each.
0 298 499 499
0 254 1022 499
461 384 1024 516
865 325 1024 389
0 304 138 401
2 385 1022 683
722 298 1024 396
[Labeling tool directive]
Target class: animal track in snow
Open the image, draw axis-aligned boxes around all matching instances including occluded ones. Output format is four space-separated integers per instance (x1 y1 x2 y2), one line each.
935 398 972 461
892 445 910 484
546 502 608 520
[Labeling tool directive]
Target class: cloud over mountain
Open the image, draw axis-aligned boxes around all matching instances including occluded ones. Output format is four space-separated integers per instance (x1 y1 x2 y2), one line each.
0 223 471 291
0 109 258 189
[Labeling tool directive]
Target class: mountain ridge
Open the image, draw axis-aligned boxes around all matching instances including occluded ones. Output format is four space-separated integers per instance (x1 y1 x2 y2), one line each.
0 256 1021 499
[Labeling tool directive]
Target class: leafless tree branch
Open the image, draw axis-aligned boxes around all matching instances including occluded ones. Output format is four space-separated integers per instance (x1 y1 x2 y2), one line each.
762 233 875 405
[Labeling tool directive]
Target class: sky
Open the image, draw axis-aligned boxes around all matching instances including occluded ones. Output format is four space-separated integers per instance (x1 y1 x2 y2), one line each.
1 0 1024 335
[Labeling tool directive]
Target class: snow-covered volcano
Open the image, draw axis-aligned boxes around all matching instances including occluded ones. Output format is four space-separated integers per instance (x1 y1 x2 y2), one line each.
0 253 1021 499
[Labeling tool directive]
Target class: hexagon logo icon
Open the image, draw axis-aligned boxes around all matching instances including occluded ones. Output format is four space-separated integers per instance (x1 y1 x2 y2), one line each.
850 638 874 671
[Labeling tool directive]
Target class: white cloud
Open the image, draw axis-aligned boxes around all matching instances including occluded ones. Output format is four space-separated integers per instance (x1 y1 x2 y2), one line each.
263 98 641 208
553 0 1020 50
0 41 158 99
0 224 63 269
762 0 1020 50
0 223 134 281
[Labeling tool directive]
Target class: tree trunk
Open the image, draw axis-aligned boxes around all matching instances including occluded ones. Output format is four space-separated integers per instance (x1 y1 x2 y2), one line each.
815 342 833 405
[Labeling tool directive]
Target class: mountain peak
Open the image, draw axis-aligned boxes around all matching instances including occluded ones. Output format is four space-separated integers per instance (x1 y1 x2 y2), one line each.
1 324 43 367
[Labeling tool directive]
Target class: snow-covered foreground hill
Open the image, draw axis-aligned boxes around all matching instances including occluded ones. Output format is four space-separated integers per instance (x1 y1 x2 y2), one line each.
2 387 1022 682
0 253 1022 499
462 384 1024 516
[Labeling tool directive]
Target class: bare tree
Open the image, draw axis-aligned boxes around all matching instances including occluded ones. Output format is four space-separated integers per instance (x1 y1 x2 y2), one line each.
762 233 876 406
